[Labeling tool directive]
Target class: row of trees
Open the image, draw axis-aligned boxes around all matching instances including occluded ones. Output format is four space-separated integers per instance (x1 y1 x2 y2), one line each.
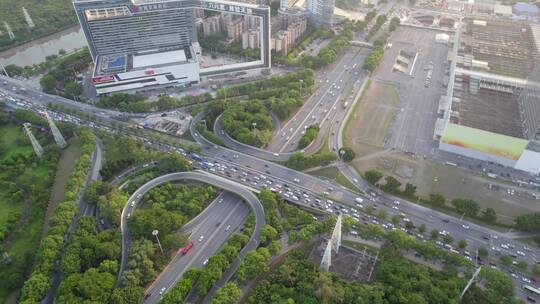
299 22 354 70
20 128 96 303
353 10 377 32
96 92 214 113
220 100 274 147
216 69 315 101
298 125 319 149
365 14 387 42
364 170 499 225
286 151 337 171
363 47 385 72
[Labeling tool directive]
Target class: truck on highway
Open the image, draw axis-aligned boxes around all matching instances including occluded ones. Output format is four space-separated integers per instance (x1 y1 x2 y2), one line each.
343 102 349 108
180 242 194 255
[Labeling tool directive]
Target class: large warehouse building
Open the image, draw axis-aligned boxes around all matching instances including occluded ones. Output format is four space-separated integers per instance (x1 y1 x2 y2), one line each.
73 0 270 95
436 18 540 174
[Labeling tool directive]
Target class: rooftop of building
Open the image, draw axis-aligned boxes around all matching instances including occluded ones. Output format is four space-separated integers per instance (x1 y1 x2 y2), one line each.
450 80 524 138
446 18 540 139
95 48 193 76
458 18 537 79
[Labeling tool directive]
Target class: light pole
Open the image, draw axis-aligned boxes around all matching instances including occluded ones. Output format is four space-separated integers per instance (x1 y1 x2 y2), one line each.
152 230 163 254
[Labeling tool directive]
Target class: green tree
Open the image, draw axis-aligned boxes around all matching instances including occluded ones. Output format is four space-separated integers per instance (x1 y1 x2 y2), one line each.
517 261 528 272
443 234 454 244
533 264 540 277
458 239 467 250
339 147 356 162
381 176 401 193
500 255 512 266
418 224 426 234
430 229 439 239
378 209 387 220
405 221 415 230
40 74 56 93
364 170 382 185
482 208 497 223
212 282 242 304
478 247 488 258
402 183 417 198
451 198 480 217
64 81 82 98
391 215 400 225
428 193 446 208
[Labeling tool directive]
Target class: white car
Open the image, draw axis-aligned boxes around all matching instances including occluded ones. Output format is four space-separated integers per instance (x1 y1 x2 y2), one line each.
517 251 526 256
198 235 204 242
393 200 400 205
461 224 470 229
293 178 300 183
159 287 166 295
203 259 209 265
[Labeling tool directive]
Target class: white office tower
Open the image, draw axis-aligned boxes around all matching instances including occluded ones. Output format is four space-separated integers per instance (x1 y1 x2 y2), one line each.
73 0 271 95
306 0 334 27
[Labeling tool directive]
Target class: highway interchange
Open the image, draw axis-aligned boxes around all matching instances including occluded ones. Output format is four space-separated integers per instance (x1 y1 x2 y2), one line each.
117 171 264 304
1 41 540 301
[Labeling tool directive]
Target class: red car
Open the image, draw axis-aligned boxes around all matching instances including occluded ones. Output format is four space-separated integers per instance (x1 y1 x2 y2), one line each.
180 242 194 255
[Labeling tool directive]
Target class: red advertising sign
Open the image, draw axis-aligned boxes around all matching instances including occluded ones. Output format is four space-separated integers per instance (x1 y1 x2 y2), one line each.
92 75 115 84
144 69 155 75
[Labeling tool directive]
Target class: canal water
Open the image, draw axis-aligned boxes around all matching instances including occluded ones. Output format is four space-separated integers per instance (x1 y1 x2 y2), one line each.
0 26 87 67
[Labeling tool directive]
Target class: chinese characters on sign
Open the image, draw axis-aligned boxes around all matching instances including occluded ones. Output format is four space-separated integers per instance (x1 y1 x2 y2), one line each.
201 1 253 14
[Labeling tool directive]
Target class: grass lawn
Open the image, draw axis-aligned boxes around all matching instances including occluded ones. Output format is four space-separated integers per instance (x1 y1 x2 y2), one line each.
308 166 359 193
344 80 399 157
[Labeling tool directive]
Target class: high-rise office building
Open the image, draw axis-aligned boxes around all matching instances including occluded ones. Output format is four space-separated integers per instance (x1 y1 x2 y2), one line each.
74 0 272 94
306 0 334 26
73 0 200 94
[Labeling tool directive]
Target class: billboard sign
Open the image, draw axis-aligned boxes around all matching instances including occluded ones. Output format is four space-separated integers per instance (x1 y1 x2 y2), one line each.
92 75 115 84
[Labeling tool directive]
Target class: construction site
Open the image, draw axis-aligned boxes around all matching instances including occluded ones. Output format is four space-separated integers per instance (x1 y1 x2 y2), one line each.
438 18 540 174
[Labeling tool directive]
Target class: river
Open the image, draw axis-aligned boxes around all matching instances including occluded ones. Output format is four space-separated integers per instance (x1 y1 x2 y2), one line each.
0 26 87 67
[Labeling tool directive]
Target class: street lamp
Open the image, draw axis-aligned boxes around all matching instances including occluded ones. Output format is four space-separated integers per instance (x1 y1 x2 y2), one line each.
251 122 257 130
152 229 163 254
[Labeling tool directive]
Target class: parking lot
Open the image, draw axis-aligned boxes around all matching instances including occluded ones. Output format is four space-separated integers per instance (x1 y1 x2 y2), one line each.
375 26 451 157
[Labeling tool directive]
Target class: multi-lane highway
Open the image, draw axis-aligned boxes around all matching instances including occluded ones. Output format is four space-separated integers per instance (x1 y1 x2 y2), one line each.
266 48 369 154
2 40 540 301
189 115 540 286
145 192 250 303
117 171 265 303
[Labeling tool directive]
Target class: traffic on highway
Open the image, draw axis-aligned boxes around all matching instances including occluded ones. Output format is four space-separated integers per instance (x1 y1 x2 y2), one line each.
1 56 539 302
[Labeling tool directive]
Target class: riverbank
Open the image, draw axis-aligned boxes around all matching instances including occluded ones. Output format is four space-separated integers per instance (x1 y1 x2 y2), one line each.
0 25 85 67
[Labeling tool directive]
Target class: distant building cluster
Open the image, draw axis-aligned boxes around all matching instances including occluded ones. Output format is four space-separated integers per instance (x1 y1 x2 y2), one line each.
270 16 308 55
444 0 540 21
197 11 308 54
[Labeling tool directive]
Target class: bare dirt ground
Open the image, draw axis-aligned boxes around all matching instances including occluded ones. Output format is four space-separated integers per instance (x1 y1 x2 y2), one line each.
344 81 540 225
